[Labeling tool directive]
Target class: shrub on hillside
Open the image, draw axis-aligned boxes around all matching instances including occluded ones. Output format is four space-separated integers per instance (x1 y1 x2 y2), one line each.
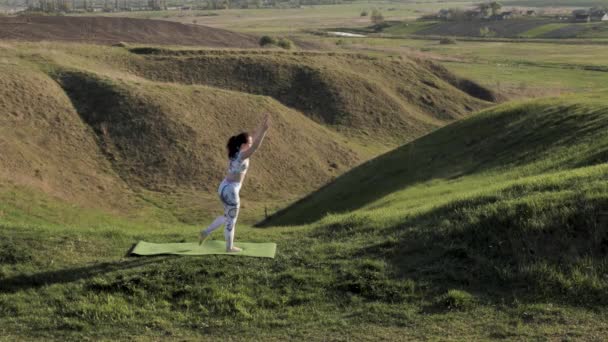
277 37 293 50
372 21 390 32
371 9 384 25
259 35 277 46
0 239 33 265
440 37 456 44
360 10 368 16
434 289 476 311
479 26 496 37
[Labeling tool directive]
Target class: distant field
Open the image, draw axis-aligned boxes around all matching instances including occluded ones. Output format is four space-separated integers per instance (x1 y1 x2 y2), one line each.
380 20 439 35
444 61 608 98
322 36 608 97
579 23 608 38
519 23 571 38
414 19 553 38
336 37 608 68
503 0 608 7
375 19 608 39
75 1 478 33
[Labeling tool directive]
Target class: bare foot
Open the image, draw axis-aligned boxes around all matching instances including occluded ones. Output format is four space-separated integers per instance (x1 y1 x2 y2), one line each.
198 230 210 245
226 246 242 253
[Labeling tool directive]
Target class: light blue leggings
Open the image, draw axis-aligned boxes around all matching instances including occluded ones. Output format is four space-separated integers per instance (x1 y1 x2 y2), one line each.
203 179 241 249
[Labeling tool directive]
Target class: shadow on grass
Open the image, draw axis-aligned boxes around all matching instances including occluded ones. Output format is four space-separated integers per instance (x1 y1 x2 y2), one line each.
0 257 166 294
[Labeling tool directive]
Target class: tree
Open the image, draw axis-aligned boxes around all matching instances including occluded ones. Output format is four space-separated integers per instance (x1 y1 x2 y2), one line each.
477 3 490 17
371 8 384 25
448 8 465 21
259 35 276 46
489 1 502 16
479 26 495 37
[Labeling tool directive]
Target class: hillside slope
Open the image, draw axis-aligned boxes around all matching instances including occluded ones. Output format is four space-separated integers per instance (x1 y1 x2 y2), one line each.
0 64 363 224
0 16 260 47
257 94 608 307
0 63 135 214
123 48 492 146
0 37 607 338
261 95 608 226
2 96 607 340
53 69 360 201
0 42 491 223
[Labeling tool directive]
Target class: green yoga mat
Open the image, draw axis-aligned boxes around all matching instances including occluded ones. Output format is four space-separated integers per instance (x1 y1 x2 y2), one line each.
130 240 277 258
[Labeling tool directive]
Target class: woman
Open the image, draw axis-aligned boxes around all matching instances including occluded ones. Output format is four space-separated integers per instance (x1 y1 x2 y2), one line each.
199 114 271 253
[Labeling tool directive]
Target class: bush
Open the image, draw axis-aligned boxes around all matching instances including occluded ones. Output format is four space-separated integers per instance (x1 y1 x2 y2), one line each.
277 37 293 50
259 35 277 46
360 10 368 16
434 289 476 311
440 37 456 45
372 21 390 32
371 9 384 25
479 26 496 37
0 239 33 265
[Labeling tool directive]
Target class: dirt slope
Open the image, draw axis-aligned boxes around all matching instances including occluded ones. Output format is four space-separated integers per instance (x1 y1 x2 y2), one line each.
123 48 492 146
0 16 259 47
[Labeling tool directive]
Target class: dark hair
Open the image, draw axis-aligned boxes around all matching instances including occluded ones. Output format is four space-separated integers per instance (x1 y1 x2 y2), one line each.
227 132 250 159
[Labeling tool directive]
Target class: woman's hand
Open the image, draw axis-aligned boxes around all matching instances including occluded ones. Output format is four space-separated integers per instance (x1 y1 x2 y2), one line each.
241 114 271 160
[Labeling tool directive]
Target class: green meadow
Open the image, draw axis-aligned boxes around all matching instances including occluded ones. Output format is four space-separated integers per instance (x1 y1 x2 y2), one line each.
2 0 608 340
2 95 608 340
322 36 608 97
79 1 478 33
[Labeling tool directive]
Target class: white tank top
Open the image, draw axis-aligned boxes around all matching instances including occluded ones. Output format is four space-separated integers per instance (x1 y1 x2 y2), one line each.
227 152 249 175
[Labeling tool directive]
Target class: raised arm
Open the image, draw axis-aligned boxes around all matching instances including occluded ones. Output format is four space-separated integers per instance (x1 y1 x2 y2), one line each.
240 114 271 160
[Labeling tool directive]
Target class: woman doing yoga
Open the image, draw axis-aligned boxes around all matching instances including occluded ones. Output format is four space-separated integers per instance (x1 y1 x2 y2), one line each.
198 114 271 252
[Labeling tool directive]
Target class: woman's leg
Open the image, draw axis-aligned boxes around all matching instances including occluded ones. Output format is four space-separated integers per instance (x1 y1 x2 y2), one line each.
223 204 240 251
219 182 241 252
199 215 225 244
203 216 225 235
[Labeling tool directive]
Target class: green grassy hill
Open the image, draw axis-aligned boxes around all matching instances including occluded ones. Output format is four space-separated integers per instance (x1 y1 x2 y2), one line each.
262 95 608 226
1 94 607 340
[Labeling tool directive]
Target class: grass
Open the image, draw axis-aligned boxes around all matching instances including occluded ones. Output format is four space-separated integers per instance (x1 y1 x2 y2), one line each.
2 95 608 339
379 20 438 35
365 18 608 40
262 94 608 225
578 22 608 38
0 41 490 219
519 23 571 38
72 1 479 34
321 36 608 97
443 61 608 97
503 0 608 6
2 41 487 225
352 38 608 68
3 5 608 339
